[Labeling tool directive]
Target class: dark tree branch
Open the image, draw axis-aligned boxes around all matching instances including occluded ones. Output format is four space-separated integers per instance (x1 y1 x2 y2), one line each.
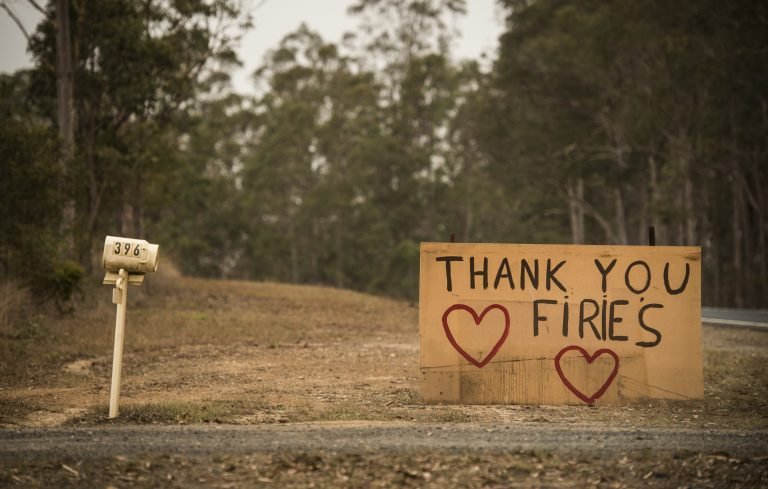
1 1 31 42
26 0 45 14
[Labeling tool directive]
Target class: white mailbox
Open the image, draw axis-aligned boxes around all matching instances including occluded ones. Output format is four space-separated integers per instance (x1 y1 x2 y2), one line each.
101 235 159 418
103 235 159 273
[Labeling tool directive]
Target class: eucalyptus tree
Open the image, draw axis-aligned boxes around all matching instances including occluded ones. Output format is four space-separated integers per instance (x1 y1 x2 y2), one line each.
27 0 249 271
488 0 768 307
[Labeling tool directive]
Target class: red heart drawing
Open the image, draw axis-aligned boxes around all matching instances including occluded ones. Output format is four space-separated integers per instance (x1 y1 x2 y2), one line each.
442 304 510 368
554 346 619 405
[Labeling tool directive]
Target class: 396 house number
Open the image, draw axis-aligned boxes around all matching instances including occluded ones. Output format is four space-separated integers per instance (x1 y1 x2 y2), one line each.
113 241 141 256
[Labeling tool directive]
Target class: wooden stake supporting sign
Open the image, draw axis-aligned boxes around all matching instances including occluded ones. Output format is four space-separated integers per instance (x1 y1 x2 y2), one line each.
419 243 703 405
109 268 129 418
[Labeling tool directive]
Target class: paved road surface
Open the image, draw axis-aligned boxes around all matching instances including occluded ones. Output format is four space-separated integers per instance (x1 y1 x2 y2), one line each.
702 307 768 330
1 423 766 460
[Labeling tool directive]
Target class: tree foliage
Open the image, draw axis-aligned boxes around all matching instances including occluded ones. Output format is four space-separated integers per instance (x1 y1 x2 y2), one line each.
486 0 768 307
2 0 765 307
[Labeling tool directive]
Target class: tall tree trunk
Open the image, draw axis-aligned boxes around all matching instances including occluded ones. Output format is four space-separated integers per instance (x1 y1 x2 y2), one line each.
576 178 584 243
461 155 475 242
55 0 76 255
760 98 768 307
648 155 664 245
613 187 628 245
752 161 768 307
712 235 720 306
120 189 134 237
288 213 300 284
683 168 696 245
83 163 104 275
55 0 74 159
462 203 474 242
567 178 584 244
134 174 145 238
669 134 697 246
731 174 744 307
309 220 318 282
740 171 759 307
637 168 648 245
335 217 345 289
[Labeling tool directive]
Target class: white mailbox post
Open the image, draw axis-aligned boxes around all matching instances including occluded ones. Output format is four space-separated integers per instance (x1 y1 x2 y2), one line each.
102 236 159 418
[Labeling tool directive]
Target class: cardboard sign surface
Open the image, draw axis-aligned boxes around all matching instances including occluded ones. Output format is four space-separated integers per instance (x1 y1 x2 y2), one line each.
419 243 703 405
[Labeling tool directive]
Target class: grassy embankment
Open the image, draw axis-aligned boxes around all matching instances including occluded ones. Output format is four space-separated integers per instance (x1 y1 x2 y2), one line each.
0 263 766 427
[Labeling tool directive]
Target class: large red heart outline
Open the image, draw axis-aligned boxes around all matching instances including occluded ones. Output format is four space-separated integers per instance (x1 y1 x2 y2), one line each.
554 346 619 405
442 304 510 368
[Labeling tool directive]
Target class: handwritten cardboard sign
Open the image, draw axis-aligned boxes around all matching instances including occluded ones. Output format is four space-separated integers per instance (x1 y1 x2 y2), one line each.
419 243 703 405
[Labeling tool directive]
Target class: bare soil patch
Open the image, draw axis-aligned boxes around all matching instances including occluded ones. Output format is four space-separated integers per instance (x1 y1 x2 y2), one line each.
1 275 766 429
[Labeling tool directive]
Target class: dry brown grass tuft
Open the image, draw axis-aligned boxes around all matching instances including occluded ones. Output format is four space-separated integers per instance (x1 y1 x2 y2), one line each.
0 280 31 331
70 399 262 425
0 395 42 425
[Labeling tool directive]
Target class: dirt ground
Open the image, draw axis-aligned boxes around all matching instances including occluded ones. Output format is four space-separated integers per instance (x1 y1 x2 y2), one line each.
0 273 767 487
2 423 767 488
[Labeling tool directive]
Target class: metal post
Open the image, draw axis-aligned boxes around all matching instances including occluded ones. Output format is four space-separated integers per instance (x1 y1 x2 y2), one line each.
109 268 128 418
648 226 656 246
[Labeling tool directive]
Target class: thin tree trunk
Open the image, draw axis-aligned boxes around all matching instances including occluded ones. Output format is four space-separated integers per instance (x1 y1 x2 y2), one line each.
757 98 768 307
335 217 345 289
120 190 134 237
753 162 768 307
712 234 720 306
83 171 105 275
309 220 319 282
670 134 697 246
570 192 616 244
55 0 76 254
577 178 584 243
461 153 476 242
567 180 578 244
462 204 474 243
739 171 758 307
675 186 685 246
613 187 628 245
55 0 74 160
684 169 696 245
567 178 584 244
134 177 144 238
79 123 103 274
288 213 299 284
638 176 648 246
648 155 663 245
731 174 744 307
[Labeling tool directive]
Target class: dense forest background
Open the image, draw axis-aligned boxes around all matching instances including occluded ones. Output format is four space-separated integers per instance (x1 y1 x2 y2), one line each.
1 0 766 308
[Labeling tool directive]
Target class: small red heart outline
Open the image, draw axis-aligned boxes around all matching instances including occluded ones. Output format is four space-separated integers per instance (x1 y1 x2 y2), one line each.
442 304 510 368
554 345 619 405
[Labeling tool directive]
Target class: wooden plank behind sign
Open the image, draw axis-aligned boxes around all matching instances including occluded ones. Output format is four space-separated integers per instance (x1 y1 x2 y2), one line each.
419 243 703 405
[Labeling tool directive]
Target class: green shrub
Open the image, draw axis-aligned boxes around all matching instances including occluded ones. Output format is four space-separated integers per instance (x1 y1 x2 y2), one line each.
0 103 83 311
33 260 85 313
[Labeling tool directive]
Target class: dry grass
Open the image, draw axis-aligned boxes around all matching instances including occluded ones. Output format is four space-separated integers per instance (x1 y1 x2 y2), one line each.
0 268 422 425
0 396 43 425
0 263 414 380
0 281 29 331
71 400 260 424
0 269 766 428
